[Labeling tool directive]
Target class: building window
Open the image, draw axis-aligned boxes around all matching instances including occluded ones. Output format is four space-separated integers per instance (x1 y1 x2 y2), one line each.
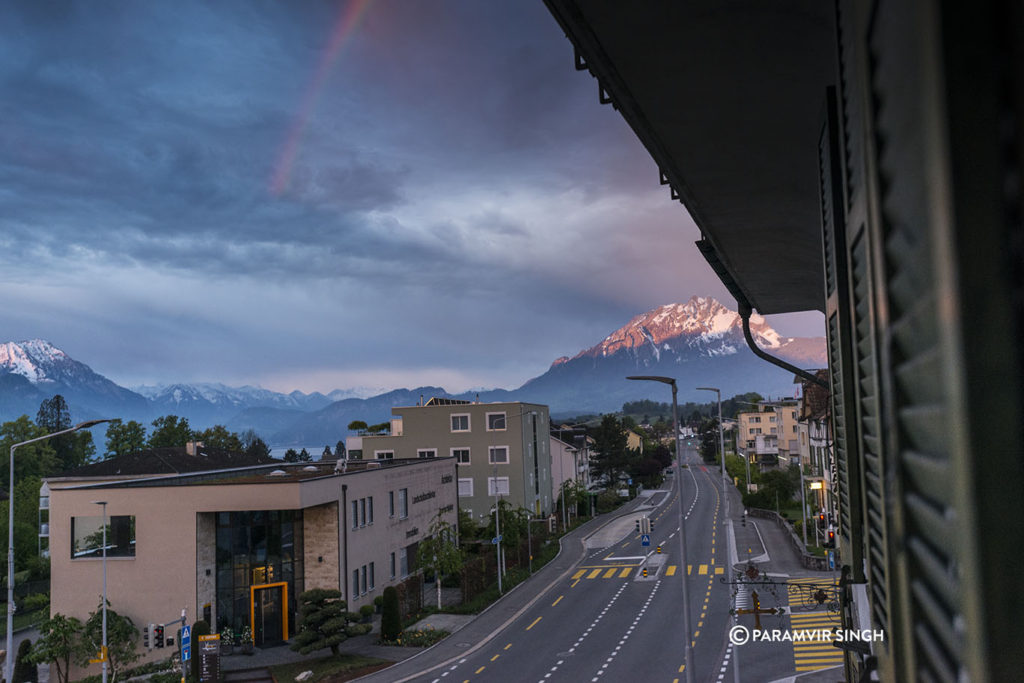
753 428 762 434
488 446 509 464
389 491 395 517
399 548 408 577
369 562 375 591
72 515 136 558
769 416 777 422
417 449 437 459
352 569 360 597
487 477 510 496
792 425 798 433
486 412 507 431
361 565 367 594
360 498 367 527
451 414 470 432
351 501 358 530
770 427 777 434
458 478 474 497
399 488 408 519
368 497 373 524
452 448 470 464
751 416 761 423
375 450 394 460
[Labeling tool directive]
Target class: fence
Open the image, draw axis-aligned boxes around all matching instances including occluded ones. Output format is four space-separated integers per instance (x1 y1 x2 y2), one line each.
747 508 830 571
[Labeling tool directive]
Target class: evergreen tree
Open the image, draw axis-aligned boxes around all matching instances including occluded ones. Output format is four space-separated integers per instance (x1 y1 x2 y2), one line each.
14 637 38 683
380 586 401 641
298 448 311 462
283 448 300 462
2 417 58 488
104 419 147 458
589 414 632 486
321 445 333 461
290 589 362 655
35 396 94 471
244 436 271 459
335 440 346 459
147 415 192 448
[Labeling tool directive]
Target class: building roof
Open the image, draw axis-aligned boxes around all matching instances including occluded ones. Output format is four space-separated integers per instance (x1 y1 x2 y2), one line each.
543 1 835 314
799 370 831 421
53 447 281 479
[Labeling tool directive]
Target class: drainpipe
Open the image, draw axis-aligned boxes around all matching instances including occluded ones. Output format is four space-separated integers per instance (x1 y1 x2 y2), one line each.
738 301 828 388
341 484 348 601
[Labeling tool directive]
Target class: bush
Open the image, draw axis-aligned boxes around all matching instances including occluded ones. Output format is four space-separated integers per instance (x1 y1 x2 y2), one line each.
380 587 401 641
345 623 372 637
20 593 50 613
14 637 38 683
190 620 211 681
359 604 374 620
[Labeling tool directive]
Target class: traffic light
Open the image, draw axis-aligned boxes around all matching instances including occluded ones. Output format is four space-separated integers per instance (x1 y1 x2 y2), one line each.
649 519 654 532
817 512 826 529
635 519 641 534
144 624 152 650
154 624 165 648
825 530 835 548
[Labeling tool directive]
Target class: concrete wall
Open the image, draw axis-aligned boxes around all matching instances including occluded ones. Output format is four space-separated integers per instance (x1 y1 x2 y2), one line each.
303 502 340 591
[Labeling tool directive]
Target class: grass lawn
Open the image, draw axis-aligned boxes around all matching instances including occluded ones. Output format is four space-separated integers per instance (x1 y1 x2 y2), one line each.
0 610 45 638
270 654 393 683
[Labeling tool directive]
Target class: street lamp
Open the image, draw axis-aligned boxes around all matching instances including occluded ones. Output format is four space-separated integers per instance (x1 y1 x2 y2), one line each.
7 418 111 683
696 387 727 502
626 376 695 683
93 501 109 683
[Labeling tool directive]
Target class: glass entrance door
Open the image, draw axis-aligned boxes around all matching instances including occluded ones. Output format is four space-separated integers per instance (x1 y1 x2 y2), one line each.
251 582 288 646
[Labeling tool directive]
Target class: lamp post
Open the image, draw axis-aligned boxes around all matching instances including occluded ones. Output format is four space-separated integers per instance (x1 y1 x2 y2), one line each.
627 376 695 683
696 387 726 504
93 500 109 683
7 418 111 683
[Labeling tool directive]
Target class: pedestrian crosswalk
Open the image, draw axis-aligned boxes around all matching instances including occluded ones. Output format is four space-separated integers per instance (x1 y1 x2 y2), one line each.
786 578 844 672
571 564 724 580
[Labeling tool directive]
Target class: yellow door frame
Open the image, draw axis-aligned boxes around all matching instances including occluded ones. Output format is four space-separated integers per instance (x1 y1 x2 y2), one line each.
249 581 289 642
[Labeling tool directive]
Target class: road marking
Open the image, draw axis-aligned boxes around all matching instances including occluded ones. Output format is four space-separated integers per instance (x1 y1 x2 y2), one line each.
491 654 500 662
619 567 632 578
504 643 512 650
552 595 563 607
526 616 542 631
666 565 676 576
603 568 618 579
604 556 647 561
475 667 485 674
715 567 724 575
699 564 708 575
572 570 586 580
587 569 602 579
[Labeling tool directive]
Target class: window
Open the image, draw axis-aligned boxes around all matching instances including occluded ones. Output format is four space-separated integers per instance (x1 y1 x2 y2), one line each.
486 412 507 431
390 552 396 579
792 425 798 433
770 427 777 434
399 548 408 577
367 497 373 524
417 449 437 459
751 416 761 423
452 448 470 465
351 501 358 529
72 515 135 558
487 477 510 496
398 488 408 519
488 446 509 464
389 491 395 517
753 428 762 434
451 414 470 432
360 498 367 527
352 569 359 597
458 478 474 497
369 562 375 590
769 416 777 422
361 565 367 594
375 450 394 460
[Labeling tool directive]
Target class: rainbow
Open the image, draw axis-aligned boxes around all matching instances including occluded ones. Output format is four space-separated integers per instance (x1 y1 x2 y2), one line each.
269 0 374 196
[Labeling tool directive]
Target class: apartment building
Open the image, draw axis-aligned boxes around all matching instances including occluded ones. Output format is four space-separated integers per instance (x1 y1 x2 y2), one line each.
737 399 800 469
355 398 552 524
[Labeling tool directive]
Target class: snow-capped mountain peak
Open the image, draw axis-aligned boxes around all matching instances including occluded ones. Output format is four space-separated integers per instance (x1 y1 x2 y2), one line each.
0 339 78 383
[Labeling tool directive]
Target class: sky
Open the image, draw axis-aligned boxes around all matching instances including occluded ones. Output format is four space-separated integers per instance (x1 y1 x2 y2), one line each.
1 0 824 396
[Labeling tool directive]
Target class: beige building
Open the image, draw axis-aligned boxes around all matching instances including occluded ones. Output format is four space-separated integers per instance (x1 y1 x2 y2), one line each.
354 399 552 525
737 399 800 469
45 455 456 675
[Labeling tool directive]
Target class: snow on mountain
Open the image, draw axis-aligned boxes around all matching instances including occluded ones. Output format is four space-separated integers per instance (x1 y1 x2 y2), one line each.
0 339 73 383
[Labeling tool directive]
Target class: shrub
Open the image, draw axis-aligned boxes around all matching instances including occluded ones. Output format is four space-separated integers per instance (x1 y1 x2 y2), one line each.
20 593 50 613
190 620 211 681
14 637 38 683
380 587 401 641
359 604 374 619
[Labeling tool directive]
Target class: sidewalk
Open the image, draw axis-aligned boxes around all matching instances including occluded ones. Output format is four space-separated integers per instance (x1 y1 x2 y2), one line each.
217 493 652 682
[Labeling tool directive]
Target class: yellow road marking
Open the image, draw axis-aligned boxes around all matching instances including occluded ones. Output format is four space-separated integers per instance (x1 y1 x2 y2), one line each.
571 570 585 579
491 654 499 662
552 595 563 607
699 564 708 575
475 667 485 674
715 567 724 575
526 616 542 631
603 568 618 579
666 565 676 576
571 579 581 588
504 643 512 650
619 567 632 578
587 569 602 579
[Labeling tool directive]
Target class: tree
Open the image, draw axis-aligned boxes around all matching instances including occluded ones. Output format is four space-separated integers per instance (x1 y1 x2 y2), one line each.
147 415 192 449
193 425 243 452
290 589 359 655
589 414 633 486
380 586 401 641
321 445 333 460
29 613 84 683
2 417 58 488
36 395 71 431
347 420 368 434
189 620 211 682
283 448 300 462
416 512 464 609
244 436 271 459
80 603 139 682
104 419 147 458
14 636 38 683
335 440 346 459
366 422 390 435
298 448 311 462
36 396 95 471
698 417 720 463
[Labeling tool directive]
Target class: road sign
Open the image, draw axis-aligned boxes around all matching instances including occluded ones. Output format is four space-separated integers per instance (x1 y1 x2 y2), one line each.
182 625 191 647
641 534 651 547
491 535 502 544
182 644 191 662
828 550 835 570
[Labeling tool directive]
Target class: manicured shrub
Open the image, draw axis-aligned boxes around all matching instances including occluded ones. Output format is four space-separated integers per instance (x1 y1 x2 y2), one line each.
380 587 401 641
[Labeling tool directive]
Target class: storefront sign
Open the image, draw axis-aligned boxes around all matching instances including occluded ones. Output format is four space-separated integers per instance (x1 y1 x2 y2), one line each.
198 634 221 683
413 491 436 504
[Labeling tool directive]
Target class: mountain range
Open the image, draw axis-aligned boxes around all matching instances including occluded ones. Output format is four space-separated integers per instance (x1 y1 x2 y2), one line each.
0 296 825 448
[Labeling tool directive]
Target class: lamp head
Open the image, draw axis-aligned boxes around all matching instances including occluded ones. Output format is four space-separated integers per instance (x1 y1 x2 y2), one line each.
627 375 675 386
